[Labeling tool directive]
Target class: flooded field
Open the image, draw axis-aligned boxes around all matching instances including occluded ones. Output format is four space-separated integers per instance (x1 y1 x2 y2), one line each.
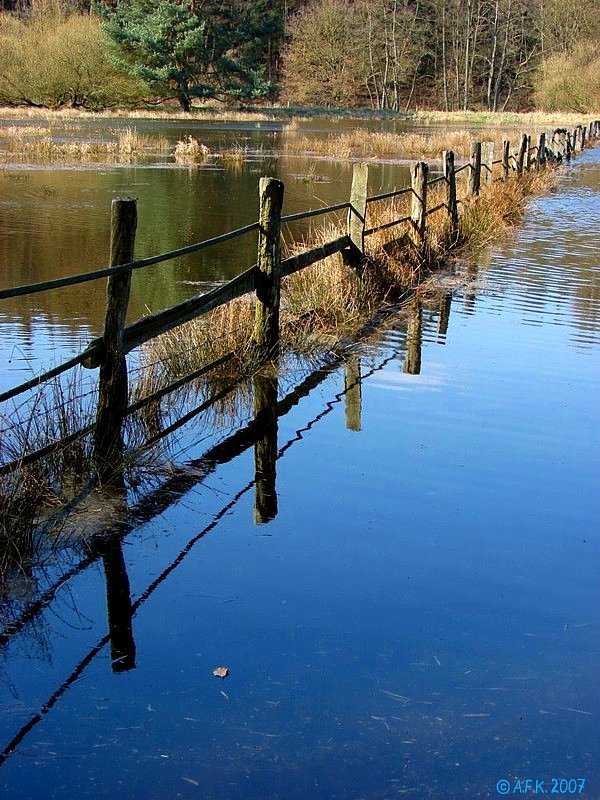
0 124 598 798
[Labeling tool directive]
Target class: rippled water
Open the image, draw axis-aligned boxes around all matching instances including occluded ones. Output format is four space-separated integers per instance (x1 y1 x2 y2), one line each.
0 146 598 799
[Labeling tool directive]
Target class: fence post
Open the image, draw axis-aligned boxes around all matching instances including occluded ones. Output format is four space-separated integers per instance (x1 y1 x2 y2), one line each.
347 162 369 262
502 139 510 181
254 177 284 362
536 132 546 170
468 141 481 196
581 126 586 149
94 198 137 484
516 134 528 175
410 161 428 247
443 150 459 236
566 131 572 161
572 127 579 152
525 135 533 172
481 141 494 187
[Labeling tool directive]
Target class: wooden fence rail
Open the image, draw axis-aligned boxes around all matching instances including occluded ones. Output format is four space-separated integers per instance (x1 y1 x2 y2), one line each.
2 118 599 481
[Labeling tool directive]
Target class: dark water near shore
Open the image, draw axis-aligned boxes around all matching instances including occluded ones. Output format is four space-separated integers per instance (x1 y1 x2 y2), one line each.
0 137 599 798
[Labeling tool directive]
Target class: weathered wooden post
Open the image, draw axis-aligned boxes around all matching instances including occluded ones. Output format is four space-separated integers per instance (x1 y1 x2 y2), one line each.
572 127 579 152
410 161 428 247
468 141 481 196
581 126 587 149
502 139 510 181
516 134 528 175
481 141 494 187
253 367 278 524
94 197 137 484
536 132 546 170
443 150 459 236
589 122 594 141
403 301 422 375
566 131 572 161
344 355 362 432
254 177 284 362
347 162 369 263
525 135 533 172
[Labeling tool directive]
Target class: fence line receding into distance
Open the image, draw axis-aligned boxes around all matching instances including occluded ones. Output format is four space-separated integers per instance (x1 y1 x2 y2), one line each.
1 120 598 482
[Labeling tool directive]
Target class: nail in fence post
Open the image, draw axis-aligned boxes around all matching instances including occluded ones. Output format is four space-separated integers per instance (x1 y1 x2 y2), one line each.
481 141 494 187
443 150 459 236
254 177 284 362
410 161 428 247
516 134 528 175
94 197 137 483
502 139 510 181
536 132 546 170
468 141 481 196
347 162 369 262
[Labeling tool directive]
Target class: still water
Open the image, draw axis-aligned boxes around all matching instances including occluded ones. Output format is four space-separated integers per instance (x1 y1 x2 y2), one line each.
0 117 411 391
0 134 598 798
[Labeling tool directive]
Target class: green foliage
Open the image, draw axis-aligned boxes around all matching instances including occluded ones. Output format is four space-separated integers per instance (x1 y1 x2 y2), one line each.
534 42 600 112
0 7 143 109
98 0 271 111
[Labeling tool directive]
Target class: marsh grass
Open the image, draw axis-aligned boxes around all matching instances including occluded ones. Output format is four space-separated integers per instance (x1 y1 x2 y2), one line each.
0 123 169 162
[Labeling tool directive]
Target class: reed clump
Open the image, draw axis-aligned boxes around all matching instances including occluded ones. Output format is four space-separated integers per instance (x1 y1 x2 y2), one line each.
0 124 169 162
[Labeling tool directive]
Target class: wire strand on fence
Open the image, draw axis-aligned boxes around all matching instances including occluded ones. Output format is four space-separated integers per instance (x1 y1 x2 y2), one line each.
280 201 350 224
454 163 471 174
0 222 260 301
427 175 447 187
366 186 412 204
364 215 411 237
425 202 446 217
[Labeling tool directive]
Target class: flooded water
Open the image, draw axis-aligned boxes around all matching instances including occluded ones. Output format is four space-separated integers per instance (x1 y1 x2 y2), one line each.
0 133 599 798
0 117 412 391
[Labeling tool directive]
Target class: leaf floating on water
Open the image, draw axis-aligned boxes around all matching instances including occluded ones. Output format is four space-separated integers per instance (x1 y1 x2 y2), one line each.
213 666 229 678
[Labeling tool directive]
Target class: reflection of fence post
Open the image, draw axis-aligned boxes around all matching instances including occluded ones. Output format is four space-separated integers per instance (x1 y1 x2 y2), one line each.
443 150 459 236
410 161 428 247
468 141 481 196
94 198 137 484
253 368 278 524
403 301 422 375
97 535 136 672
516 134 527 175
481 141 494 187
502 140 510 181
344 355 362 432
536 132 546 170
437 293 452 340
254 177 284 362
347 162 369 263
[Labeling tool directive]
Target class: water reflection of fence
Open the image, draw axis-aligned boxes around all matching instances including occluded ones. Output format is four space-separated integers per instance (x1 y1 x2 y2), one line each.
1 120 598 483
1 308 434 766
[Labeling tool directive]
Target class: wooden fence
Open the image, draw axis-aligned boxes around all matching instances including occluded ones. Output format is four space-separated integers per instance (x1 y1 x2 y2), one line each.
1 119 598 482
